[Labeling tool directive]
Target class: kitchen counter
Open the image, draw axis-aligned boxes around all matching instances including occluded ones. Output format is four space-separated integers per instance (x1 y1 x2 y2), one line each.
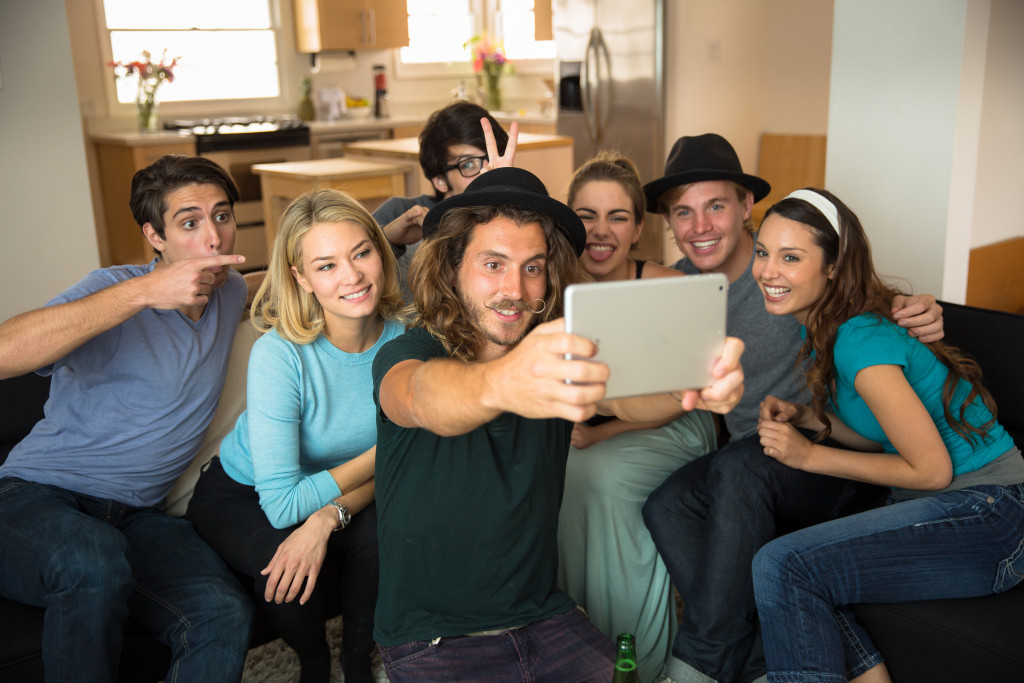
90 129 196 147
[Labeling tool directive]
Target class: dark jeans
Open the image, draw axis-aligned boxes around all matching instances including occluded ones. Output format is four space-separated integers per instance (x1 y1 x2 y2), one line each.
754 484 1024 683
642 433 885 683
0 476 253 683
187 457 379 683
380 607 615 682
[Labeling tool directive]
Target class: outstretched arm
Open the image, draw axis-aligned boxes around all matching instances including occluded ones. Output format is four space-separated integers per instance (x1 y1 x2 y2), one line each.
379 319 609 435
0 254 245 379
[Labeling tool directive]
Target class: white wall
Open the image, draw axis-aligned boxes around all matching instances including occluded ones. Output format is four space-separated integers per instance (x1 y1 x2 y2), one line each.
661 0 834 263
827 0 1022 303
0 0 99 322
827 0 972 298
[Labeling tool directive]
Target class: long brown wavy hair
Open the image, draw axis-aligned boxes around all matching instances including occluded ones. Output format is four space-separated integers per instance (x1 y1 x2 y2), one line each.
764 188 995 444
406 204 589 361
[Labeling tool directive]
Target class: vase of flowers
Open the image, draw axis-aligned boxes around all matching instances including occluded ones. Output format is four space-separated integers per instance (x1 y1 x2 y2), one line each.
109 50 178 132
465 35 510 112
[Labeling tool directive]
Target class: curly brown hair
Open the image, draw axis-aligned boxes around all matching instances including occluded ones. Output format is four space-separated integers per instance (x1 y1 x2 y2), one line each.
406 204 589 361
764 188 996 445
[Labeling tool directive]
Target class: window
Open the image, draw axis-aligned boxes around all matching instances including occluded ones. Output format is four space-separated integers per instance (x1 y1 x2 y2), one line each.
401 0 554 68
103 0 280 103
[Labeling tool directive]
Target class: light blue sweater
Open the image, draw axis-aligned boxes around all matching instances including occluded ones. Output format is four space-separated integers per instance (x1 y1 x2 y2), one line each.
219 319 404 528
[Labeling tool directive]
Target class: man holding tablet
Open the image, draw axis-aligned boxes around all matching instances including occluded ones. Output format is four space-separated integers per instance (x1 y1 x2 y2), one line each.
641 133 945 683
370 167 745 681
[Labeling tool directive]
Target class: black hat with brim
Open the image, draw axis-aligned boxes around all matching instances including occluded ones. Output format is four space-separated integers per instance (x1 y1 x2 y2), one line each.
422 167 586 256
643 133 771 213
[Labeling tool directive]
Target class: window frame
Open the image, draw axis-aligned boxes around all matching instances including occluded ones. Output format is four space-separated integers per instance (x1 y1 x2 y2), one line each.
95 0 295 119
395 0 554 80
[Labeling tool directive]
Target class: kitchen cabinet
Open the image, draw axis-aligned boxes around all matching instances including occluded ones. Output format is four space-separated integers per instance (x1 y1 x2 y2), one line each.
294 0 409 52
93 134 197 267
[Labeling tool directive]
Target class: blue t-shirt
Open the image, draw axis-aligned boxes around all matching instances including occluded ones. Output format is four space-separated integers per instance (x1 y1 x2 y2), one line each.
219 319 404 529
0 261 247 507
832 314 1014 477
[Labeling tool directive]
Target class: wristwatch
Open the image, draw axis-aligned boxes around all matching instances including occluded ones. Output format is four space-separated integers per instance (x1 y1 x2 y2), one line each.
326 501 351 531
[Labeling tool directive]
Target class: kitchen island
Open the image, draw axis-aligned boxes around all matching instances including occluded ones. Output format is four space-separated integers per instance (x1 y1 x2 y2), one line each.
343 132 574 200
252 157 415 253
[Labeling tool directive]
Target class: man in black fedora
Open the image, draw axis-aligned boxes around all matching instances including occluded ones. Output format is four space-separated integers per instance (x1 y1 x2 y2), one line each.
641 134 945 683
369 166 746 681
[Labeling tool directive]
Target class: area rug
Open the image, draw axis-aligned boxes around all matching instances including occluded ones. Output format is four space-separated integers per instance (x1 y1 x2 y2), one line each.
241 616 389 682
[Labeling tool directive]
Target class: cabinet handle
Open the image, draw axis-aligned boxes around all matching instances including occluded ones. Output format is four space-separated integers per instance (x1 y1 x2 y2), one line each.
360 10 368 46
368 9 377 46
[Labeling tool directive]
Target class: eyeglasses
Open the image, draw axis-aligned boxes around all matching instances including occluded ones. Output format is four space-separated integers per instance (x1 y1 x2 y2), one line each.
443 155 488 178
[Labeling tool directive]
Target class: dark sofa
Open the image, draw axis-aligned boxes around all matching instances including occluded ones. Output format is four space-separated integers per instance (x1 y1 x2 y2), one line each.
849 301 1024 682
2 302 1022 681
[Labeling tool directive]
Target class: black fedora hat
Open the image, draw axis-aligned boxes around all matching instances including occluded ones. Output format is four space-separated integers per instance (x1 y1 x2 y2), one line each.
422 167 586 256
643 133 771 212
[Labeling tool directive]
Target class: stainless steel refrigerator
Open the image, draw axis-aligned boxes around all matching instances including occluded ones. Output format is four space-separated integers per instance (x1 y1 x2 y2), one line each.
555 0 665 183
554 0 666 258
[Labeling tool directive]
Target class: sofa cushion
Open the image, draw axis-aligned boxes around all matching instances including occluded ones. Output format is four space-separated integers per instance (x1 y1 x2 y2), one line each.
163 320 261 517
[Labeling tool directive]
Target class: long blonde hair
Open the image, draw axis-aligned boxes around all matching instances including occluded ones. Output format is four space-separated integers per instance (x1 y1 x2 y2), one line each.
251 189 403 344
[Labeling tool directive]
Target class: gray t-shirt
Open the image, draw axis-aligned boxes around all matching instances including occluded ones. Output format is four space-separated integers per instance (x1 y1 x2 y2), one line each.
676 247 804 439
373 194 436 305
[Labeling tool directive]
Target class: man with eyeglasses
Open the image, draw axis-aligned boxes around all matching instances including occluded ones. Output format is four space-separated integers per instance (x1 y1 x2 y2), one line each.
374 101 518 302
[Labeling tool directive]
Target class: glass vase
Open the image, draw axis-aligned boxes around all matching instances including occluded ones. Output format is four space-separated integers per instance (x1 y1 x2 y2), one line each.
136 79 160 132
482 71 502 112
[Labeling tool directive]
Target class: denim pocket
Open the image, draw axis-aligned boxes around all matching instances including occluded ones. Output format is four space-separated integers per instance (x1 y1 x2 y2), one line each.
991 485 1024 593
380 638 440 671
0 476 28 496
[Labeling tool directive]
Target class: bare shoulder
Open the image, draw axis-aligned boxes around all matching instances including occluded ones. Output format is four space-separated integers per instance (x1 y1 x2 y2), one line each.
640 261 683 279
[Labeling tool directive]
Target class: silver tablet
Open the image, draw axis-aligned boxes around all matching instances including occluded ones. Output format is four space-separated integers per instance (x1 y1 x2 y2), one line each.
564 273 729 400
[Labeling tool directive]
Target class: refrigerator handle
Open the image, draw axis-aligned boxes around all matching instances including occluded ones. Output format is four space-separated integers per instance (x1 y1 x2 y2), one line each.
591 28 612 144
581 28 600 144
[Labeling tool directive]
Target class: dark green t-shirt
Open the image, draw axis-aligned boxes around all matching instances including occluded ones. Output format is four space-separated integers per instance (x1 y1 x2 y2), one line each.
371 326 576 646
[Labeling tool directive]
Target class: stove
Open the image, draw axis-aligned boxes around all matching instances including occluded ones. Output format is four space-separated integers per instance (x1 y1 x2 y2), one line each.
164 115 310 153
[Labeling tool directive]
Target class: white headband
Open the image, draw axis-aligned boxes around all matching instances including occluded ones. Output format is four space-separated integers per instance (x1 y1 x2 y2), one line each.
784 189 840 236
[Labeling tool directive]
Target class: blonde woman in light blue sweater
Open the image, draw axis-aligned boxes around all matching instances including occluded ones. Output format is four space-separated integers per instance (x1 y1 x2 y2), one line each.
188 189 404 683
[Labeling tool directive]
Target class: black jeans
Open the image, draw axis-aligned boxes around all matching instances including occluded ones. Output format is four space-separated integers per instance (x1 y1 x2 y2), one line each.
642 433 885 683
187 457 379 683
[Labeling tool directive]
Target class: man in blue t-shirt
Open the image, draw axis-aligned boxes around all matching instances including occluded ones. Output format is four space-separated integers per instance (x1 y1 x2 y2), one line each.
371 166 746 681
0 155 254 682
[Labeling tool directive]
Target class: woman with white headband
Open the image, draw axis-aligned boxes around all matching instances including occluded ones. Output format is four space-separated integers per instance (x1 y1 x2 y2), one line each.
749 188 1024 683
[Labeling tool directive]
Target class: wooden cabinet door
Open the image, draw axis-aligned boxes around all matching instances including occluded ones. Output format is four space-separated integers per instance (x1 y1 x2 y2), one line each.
95 140 196 267
296 0 408 52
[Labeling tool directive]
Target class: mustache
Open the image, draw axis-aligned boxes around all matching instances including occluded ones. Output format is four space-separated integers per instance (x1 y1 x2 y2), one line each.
485 298 547 314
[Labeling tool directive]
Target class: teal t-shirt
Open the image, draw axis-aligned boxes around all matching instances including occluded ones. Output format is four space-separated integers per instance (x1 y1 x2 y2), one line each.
831 314 1014 477
219 319 404 529
371 326 576 646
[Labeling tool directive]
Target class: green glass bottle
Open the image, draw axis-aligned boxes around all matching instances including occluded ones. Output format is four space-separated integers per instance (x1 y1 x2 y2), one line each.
612 632 640 683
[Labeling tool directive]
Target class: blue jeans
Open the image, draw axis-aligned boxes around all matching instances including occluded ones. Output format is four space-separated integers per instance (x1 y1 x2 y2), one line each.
0 477 253 683
642 433 885 683
752 483 1024 683
380 607 615 682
